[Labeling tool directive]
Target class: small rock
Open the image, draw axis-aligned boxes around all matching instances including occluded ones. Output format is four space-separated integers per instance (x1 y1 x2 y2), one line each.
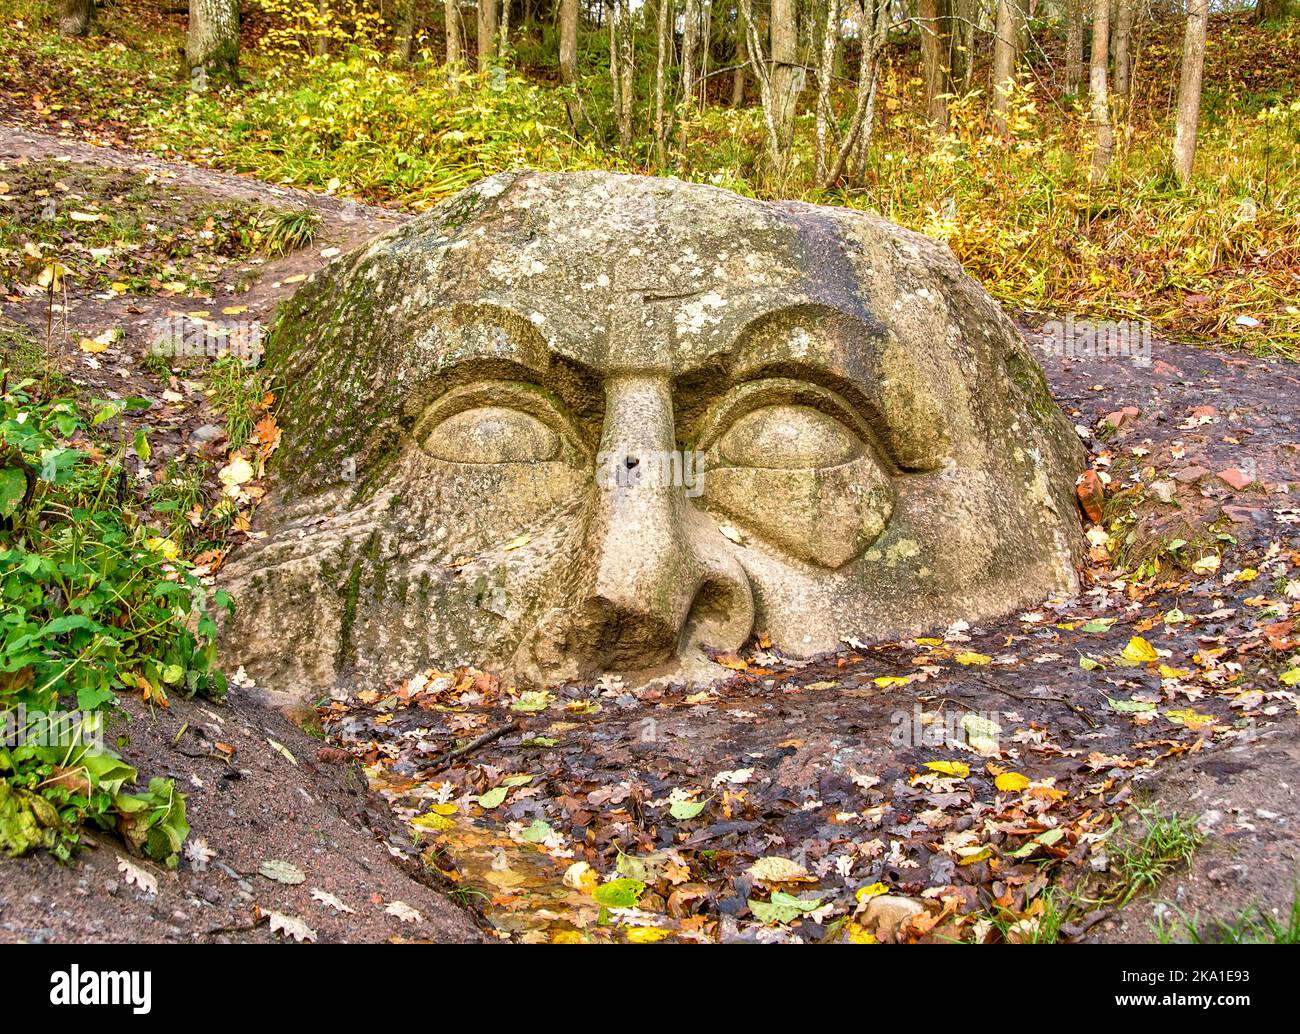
1217 467 1253 490
1103 406 1141 430
1222 504 1259 524
191 423 224 444
1172 466 1209 484
1208 864 1246 885
1076 470 1105 522
1150 480 1177 503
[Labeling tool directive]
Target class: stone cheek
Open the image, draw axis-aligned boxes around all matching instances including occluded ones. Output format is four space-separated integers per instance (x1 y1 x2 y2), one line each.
220 171 1085 697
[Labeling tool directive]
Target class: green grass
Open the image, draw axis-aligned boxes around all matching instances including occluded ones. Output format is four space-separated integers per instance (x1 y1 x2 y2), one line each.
1155 886 1300 944
1106 807 1205 907
259 208 322 257
202 356 270 451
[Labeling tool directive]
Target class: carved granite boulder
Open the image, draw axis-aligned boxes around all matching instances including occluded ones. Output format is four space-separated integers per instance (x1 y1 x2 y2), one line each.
221 171 1084 695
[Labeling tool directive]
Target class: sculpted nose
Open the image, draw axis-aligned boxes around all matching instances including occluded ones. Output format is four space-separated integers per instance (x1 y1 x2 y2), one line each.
575 375 753 669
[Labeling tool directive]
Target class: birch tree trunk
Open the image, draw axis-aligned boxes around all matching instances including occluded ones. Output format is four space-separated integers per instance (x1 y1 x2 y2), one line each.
738 0 787 177
186 0 239 81
608 0 635 151
445 0 463 66
815 0 841 182
499 0 511 58
1172 0 1208 185
654 0 671 166
1088 0 1113 182
59 0 94 36
821 0 886 188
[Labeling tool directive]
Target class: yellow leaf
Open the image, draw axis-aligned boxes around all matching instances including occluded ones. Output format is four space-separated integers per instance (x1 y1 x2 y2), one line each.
79 337 108 353
1280 669 1300 686
747 856 812 883
1121 636 1159 664
563 861 598 893
873 675 912 687
954 651 991 665
1164 709 1216 730
995 771 1030 792
846 921 878 944
551 930 586 944
625 927 670 943
914 637 944 646
411 812 455 831
282 274 307 284
502 534 531 551
855 882 889 904
222 305 249 315
924 760 970 778
955 844 992 865
1158 664 1191 679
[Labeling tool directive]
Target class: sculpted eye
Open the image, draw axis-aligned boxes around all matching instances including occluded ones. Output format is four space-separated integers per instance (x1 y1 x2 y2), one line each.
717 405 862 470
422 406 560 464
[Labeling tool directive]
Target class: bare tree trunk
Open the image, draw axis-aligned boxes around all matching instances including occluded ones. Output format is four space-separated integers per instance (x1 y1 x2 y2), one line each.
678 0 700 153
682 0 701 107
59 0 94 36
823 0 887 188
186 0 239 82
738 0 786 177
919 0 952 128
608 0 635 151
1172 0 1208 186
654 0 671 166
559 0 578 82
731 63 747 105
770 0 803 152
1113 0 1133 101
499 0 511 57
397 0 418 60
815 0 841 182
1088 0 1113 182
956 0 975 92
1254 0 1286 23
478 0 497 66
445 0 463 66
316 0 330 56
1064 0 1084 93
991 0 1022 137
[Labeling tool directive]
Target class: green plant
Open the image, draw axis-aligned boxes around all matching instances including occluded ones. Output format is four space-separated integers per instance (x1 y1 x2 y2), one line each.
0 367 229 863
259 207 321 257
1106 807 1204 906
1155 886 1300 944
203 356 270 450
147 456 213 550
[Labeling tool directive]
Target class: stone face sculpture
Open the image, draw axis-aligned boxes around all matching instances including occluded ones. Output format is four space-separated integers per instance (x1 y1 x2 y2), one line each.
221 171 1084 695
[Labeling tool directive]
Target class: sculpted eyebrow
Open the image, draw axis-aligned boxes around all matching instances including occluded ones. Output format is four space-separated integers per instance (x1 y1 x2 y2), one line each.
722 307 950 472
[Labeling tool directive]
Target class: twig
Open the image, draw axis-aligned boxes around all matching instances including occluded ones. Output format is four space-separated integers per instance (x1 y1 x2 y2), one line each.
428 720 520 772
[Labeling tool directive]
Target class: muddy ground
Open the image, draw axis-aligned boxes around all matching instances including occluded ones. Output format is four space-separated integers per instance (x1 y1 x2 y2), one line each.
1 123 1297 944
